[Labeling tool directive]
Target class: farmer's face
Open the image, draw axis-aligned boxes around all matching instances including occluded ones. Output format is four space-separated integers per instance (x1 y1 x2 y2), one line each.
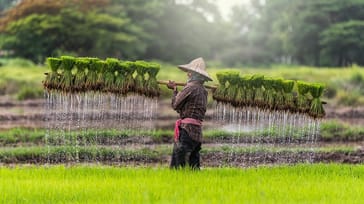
187 72 192 79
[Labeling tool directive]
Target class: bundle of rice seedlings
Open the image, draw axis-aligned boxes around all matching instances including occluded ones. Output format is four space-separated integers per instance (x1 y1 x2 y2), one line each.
74 58 89 92
225 71 240 105
251 74 264 108
297 81 311 114
93 60 107 91
272 78 285 110
44 57 62 91
59 56 76 92
308 83 325 118
244 75 255 107
262 77 275 110
84 57 100 91
144 62 161 98
113 61 127 95
234 76 247 107
104 58 119 93
124 61 136 94
282 80 295 112
213 71 229 103
134 60 148 95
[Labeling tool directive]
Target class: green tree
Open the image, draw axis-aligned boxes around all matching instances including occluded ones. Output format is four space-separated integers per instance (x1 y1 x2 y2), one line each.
1 1 146 62
320 20 364 66
228 0 364 66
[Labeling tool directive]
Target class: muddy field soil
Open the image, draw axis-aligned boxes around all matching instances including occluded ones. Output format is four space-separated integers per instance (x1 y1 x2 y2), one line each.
1 150 363 167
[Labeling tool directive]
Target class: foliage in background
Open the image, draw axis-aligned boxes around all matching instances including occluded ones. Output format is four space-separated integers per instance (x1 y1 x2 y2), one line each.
3 0 364 66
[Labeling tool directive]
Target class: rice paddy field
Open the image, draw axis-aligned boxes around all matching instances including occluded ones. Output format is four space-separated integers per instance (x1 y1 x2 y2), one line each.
1 164 364 204
1 59 364 203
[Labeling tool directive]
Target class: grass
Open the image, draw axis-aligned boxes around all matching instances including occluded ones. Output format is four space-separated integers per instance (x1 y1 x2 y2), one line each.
320 120 364 141
0 64 46 97
0 164 364 203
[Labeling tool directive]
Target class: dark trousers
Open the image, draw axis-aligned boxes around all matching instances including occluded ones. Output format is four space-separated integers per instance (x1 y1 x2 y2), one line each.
170 128 201 170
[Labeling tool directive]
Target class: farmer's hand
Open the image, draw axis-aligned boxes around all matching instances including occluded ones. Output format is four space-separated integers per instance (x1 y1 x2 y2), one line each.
167 80 177 90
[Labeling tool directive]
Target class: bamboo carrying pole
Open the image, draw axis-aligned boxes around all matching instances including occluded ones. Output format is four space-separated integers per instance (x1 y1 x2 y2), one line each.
157 80 217 90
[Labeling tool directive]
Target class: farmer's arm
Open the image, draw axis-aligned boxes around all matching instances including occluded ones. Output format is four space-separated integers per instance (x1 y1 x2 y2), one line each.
172 86 192 111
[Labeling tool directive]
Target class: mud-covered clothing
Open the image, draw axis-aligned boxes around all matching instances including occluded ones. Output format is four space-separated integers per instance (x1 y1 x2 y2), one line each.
171 80 208 142
170 127 201 169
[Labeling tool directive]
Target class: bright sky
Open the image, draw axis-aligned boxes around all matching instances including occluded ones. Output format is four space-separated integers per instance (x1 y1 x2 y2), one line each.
215 0 247 19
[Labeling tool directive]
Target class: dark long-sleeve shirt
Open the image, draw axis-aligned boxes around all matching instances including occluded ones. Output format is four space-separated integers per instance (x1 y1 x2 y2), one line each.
172 80 208 142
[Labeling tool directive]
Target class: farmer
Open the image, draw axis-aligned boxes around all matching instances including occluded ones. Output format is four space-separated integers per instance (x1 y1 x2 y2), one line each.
167 57 213 169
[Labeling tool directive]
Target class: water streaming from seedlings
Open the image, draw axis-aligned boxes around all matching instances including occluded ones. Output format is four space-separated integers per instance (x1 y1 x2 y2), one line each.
45 90 159 163
45 90 322 166
213 102 321 166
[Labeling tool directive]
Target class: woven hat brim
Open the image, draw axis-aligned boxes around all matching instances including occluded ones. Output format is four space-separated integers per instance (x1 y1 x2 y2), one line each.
178 65 213 81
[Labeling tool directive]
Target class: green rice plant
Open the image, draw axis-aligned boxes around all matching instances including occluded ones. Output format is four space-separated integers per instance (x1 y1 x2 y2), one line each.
113 61 127 95
95 60 108 91
104 58 119 93
16 85 43 100
282 80 295 111
134 61 148 95
262 77 275 109
59 56 76 92
124 61 136 93
144 62 161 98
271 78 285 110
213 71 229 103
244 75 258 107
225 71 240 105
297 81 311 114
74 58 89 92
251 74 264 107
85 57 100 91
44 57 61 91
1 164 364 204
309 83 325 118
234 76 247 107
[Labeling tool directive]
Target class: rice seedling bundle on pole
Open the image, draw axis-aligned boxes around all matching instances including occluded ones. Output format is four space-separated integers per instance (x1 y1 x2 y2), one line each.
124 61 136 94
234 76 248 107
74 58 89 92
59 56 76 93
85 58 101 91
95 60 108 91
113 61 128 95
44 57 62 91
225 71 240 105
271 78 285 111
282 80 295 111
251 74 264 108
144 62 161 98
43 56 326 119
134 61 148 95
213 71 232 103
297 81 311 114
308 83 325 118
104 58 119 93
262 77 275 110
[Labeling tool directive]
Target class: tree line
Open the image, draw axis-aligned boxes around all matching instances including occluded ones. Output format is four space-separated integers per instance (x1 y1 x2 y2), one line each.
1 0 364 67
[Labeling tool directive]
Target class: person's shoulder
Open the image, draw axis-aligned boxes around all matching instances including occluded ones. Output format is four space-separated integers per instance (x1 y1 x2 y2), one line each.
187 82 207 94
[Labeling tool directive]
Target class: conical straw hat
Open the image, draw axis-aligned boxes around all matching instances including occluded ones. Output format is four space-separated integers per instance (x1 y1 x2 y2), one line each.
177 57 213 81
